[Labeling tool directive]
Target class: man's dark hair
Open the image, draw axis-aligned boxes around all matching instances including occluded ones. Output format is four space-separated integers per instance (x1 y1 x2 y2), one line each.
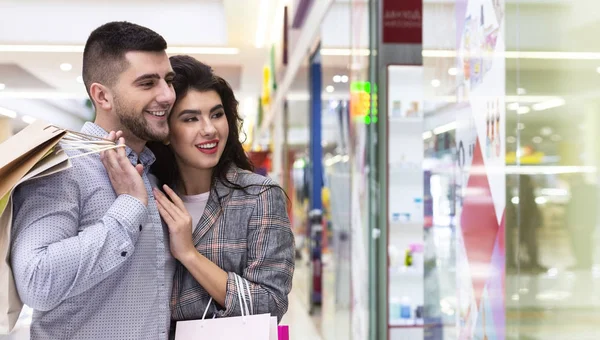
82 21 167 97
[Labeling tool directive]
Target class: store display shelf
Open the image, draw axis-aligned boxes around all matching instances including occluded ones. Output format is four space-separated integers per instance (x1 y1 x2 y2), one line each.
389 117 423 123
389 319 425 327
389 221 424 228
389 267 423 278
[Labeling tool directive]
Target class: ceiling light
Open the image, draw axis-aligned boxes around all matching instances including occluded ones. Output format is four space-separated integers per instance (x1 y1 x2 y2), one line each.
517 106 530 115
166 47 239 55
448 68 458 76
60 63 72 71
507 103 520 111
517 88 527 95
341 75 349 83
326 86 334 93
550 134 562 142
333 75 341 83
540 127 553 136
532 98 566 111
0 44 239 55
21 115 37 124
0 106 17 118
76 76 83 84
507 136 516 143
431 79 441 88
532 136 543 144
596 66 600 74
422 50 600 60
517 123 526 130
0 83 5 90
422 131 433 140
255 0 271 48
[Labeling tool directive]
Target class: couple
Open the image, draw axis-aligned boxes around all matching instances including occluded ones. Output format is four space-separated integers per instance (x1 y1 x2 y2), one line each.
10 21 295 339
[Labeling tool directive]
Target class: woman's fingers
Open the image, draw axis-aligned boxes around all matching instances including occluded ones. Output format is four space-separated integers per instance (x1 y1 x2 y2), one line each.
162 185 187 211
153 188 186 219
155 197 175 225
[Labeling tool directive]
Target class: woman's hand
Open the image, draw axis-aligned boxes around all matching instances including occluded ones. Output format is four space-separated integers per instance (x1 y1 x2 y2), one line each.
153 185 196 261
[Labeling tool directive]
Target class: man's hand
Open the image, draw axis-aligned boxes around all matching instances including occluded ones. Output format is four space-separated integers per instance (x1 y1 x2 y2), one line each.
100 131 148 206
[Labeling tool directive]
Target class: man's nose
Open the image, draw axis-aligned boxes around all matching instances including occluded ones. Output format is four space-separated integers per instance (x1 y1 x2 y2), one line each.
156 80 175 106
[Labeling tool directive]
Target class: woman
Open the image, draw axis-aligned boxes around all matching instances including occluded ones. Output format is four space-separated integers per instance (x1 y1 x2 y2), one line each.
147 55 295 330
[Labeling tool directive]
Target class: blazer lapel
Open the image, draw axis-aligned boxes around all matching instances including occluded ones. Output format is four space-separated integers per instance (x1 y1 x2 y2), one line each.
191 167 239 246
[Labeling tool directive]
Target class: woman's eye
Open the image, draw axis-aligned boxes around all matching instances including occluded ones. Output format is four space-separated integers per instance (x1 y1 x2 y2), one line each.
184 117 198 122
211 112 225 119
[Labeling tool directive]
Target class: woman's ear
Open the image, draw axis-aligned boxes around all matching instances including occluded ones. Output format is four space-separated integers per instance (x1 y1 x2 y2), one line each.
89 83 113 111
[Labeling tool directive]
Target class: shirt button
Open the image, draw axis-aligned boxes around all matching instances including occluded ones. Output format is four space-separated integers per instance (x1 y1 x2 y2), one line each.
139 225 143 231
121 251 127 257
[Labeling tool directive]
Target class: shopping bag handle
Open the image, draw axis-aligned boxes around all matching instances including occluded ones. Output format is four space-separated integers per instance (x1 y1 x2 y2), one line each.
200 274 252 322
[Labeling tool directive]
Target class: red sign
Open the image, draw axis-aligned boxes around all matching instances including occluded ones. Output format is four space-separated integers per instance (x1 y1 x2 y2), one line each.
382 0 422 44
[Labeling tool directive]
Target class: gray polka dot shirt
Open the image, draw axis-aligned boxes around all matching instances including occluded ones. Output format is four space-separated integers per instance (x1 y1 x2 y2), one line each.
10 122 175 339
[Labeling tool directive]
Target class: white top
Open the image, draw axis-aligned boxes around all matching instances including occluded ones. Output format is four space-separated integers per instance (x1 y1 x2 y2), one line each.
182 192 210 231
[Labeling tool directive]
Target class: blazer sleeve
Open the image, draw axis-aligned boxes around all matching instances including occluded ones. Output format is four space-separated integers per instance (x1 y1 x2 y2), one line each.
217 182 295 322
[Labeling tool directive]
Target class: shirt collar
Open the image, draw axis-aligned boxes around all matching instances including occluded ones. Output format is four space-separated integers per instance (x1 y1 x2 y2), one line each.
81 122 156 170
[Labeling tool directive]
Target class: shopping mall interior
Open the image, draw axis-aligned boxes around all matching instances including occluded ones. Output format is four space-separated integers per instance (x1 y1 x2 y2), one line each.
1 0 599 339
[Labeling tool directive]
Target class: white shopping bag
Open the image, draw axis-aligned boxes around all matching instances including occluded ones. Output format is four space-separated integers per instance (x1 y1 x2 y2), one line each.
175 274 276 340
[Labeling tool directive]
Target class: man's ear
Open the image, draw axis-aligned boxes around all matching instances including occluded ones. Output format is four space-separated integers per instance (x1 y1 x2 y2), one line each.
89 83 113 111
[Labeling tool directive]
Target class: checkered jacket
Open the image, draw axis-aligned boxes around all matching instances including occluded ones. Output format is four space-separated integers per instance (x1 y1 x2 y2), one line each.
170 166 295 323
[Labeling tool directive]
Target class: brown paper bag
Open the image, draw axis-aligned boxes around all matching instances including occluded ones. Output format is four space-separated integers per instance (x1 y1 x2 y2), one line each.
0 120 67 200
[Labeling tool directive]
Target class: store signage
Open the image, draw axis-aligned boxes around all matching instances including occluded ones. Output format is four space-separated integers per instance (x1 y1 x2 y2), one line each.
382 0 422 44
350 81 378 124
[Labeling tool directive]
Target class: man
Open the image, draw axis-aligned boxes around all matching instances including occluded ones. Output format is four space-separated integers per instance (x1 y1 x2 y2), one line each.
11 21 176 339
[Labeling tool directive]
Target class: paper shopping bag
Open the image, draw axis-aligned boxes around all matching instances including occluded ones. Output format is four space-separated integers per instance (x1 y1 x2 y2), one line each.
0 120 67 200
0 148 71 334
175 313 272 340
278 325 289 340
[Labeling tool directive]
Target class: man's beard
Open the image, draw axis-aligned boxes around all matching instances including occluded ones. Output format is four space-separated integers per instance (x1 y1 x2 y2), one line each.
114 97 168 142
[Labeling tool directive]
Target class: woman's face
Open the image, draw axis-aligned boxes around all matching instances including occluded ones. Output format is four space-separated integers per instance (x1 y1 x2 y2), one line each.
168 89 229 172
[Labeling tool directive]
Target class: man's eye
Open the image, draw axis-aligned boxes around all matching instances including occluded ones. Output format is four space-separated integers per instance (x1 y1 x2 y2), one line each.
140 82 153 87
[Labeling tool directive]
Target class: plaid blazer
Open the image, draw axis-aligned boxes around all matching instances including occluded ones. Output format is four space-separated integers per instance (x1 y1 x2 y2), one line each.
170 166 295 324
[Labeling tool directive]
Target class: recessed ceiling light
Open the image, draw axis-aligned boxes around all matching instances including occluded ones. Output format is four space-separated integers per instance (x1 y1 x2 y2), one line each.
532 136 543 144
60 63 73 71
0 83 5 90
326 85 334 93
76 76 83 84
517 88 527 95
517 106 530 115
550 134 562 142
507 136 516 143
540 127 553 136
597 66 600 74
507 103 520 111
448 67 458 76
517 123 526 130
341 75 349 83
333 75 341 83
431 79 441 87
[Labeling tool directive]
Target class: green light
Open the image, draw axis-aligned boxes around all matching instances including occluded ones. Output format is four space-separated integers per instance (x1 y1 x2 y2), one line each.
364 115 371 124
373 116 378 123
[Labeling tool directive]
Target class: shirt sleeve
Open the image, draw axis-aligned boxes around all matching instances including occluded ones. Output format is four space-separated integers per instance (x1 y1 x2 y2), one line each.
10 169 148 311
216 183 295 322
